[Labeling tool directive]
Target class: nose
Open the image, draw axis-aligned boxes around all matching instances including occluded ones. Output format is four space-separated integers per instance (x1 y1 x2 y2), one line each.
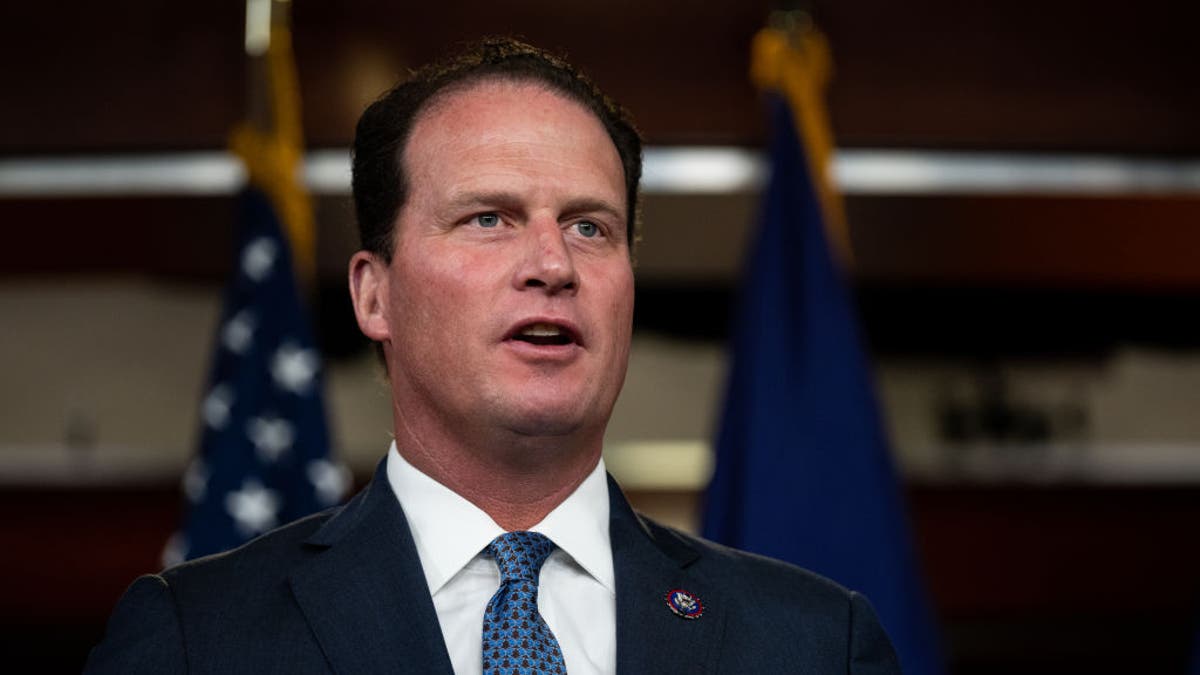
513 218 578 294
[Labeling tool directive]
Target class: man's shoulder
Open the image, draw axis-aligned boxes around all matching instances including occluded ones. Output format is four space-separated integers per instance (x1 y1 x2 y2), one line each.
86 508 348 674
637 513 858 607
631 515 901 673
155 466 400 601
160 507 336 592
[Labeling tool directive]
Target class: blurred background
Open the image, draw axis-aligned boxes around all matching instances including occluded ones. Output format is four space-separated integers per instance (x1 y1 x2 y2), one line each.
3 0 1200 672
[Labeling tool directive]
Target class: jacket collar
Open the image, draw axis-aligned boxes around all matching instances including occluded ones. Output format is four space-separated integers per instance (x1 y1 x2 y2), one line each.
290 459 454 674
288 462 725 674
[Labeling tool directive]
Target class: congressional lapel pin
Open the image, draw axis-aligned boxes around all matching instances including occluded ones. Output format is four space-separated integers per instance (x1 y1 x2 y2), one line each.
665 588 704 620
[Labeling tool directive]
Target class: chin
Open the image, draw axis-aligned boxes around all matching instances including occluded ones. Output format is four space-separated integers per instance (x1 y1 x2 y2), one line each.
494 398 596 440
503 412 587 439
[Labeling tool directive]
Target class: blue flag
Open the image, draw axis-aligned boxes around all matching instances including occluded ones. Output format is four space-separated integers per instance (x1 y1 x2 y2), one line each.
701 93 944 674
163 188 348 564
1190 621 1200 675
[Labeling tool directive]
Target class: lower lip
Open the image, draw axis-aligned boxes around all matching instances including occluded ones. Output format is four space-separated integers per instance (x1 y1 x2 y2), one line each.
502 339 582 362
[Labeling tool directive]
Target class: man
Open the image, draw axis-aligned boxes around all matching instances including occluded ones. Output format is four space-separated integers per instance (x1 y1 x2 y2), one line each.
87 38 901 674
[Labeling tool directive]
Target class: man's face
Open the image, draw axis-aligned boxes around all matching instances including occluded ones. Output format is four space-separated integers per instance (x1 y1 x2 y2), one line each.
377 80 634 443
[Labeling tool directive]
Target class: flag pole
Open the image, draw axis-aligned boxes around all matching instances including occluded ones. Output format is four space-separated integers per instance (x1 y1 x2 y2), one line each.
243 0 273 132
232 0 317 287
755 7 854 269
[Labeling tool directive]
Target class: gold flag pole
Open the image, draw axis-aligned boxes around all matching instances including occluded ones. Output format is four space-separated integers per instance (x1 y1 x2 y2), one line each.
754 9 854 269
231 0 317 286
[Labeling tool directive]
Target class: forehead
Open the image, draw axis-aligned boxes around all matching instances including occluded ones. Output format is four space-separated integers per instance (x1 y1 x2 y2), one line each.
401 79 625 203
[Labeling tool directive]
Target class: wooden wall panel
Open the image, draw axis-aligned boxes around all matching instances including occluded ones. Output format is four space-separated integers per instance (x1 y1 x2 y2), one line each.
1 0 1197 152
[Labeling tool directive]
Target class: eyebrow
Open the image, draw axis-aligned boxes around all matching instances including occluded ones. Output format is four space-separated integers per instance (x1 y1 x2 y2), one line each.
443 190 525 214
445 191 626 226
560 197 625 226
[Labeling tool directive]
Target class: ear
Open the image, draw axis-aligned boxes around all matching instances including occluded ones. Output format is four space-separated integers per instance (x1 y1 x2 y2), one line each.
348 250 391 342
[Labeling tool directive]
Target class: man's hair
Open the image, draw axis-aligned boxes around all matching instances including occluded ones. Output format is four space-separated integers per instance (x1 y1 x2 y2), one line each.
352 37 644 261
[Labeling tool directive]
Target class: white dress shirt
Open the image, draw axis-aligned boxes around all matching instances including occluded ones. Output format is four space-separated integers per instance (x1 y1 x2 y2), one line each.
385 442 616 675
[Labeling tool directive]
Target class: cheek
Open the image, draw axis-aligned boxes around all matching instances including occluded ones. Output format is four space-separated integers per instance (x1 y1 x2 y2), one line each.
400 285 454 342
392 253 487 349
599 269 636 348
388 279 467 386
608 266 636 318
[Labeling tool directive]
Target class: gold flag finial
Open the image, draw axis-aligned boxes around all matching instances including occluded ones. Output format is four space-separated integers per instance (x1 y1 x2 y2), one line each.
231 0 316 285
751 14 853 269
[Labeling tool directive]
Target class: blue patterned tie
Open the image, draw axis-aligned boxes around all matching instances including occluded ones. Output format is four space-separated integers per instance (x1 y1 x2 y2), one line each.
481 531 568 675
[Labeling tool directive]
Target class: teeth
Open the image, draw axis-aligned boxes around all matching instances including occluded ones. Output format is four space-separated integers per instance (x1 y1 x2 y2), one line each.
520 323 563 337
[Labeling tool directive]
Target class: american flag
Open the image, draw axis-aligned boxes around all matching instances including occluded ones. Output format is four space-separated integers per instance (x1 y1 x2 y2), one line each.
162 188 349 565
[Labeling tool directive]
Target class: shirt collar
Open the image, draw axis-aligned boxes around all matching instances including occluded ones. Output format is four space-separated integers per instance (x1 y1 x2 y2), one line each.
385 441 614 595
529 455 613 593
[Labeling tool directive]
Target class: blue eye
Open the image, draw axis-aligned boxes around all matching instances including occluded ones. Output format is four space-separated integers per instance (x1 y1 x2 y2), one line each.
575 220 599 238
475 213 500 228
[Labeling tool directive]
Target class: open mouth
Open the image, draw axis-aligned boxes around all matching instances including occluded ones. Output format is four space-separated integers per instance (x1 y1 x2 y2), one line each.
508 322 579 347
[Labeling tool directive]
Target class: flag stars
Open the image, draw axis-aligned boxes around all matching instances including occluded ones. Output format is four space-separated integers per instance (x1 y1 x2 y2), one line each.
241 236 278 281
161 533 188 569
307 459 351 506
225 479 282 537
202 384 235 430
183 459 209 503
271 342 318 394
247 415 295 463
221 309 257 354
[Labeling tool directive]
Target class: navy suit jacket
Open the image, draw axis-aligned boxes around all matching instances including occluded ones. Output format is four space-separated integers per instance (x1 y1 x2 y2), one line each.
86 462 900 673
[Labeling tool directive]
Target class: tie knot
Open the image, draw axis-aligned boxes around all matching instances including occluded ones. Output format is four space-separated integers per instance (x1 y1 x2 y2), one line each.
485 531 556 583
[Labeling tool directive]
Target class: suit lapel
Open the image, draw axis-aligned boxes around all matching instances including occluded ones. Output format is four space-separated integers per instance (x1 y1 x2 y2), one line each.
288 465 726 673
609 475 725 674
289 461 454 675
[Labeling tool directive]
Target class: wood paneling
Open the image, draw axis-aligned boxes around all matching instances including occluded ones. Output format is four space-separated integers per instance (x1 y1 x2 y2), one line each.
849 194 1200 289
1 1 1197 152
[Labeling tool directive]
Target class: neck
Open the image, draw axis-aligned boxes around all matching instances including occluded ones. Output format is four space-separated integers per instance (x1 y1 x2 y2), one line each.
393 405 602 531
